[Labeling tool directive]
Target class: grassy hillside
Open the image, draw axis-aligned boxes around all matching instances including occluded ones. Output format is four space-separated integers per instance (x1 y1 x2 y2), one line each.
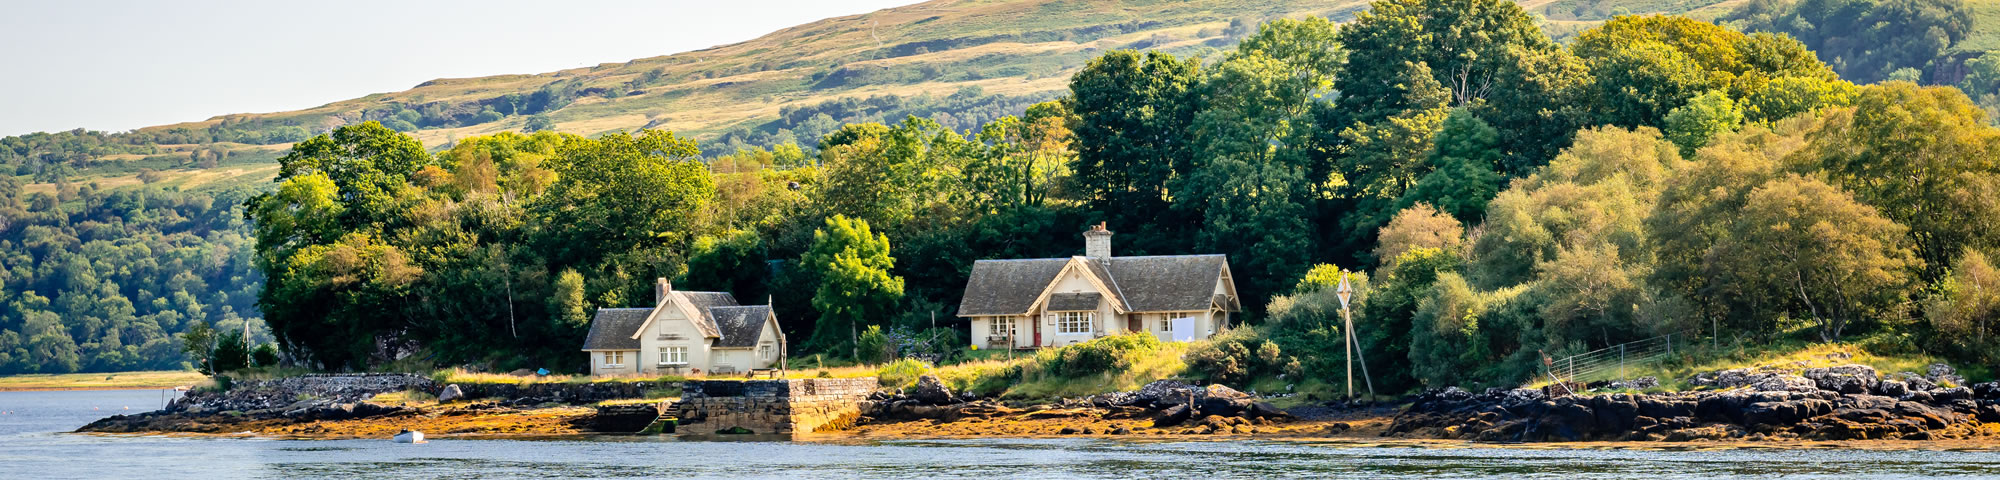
6 0 1769 193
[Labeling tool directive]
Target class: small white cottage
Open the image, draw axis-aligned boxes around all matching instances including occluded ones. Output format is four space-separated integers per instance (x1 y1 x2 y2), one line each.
958 223 1240 349
582 280 785 376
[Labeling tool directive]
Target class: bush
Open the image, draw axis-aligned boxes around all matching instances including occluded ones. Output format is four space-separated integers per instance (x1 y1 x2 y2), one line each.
876 357 931 389
1023 332 1162 379
856 325 892 363
251 343 280 368
212 330 250 373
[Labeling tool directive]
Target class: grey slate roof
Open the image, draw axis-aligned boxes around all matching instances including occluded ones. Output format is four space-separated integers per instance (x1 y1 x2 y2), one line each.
957 255 1231 316
582 308 652 350
1047 292 1101 311
957 258 1068 316
678 291 740 338
1106 255 1229 312
709 305 773 348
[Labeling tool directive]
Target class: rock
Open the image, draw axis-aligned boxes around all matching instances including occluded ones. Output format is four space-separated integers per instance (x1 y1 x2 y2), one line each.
1057 426 1079 435
1110 427 1132 435
1153 404 1192 428
1902 390 1934 403
1895 372 1938 392
1802 365 1879 394
1926 364 1966 387
1974 382 2000 400
1874 380 1908 398
438 384 465 403
1934 386 1973 402
1133 380 1197 408
911 375 956 405
1628 376 1661 390
1742 399 1834 426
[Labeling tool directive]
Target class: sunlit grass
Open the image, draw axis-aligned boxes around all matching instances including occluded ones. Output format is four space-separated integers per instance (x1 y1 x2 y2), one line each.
0 370 208 391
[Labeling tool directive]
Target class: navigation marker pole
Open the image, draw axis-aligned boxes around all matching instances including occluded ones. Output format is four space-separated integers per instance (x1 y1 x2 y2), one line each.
1338 273 1354 400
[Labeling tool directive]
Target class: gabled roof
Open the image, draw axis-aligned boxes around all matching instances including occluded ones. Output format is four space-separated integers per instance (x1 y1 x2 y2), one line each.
958 254 1232 316
957 258 1069 316
583 308 651 350
709 305 776 348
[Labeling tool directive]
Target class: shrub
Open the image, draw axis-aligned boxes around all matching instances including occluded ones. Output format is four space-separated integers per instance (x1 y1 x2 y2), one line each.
251 344 280 367
856 325 892 363
875 357 932 389
1023 332 1162 379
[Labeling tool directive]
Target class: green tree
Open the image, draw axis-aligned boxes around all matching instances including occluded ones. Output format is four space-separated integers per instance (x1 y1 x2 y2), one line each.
1065 50 1203 238
1664 90 1746 157
531 130 713 269
801 216 905 358
1726 174 1922 341
1400 108 1505 223
1797 82 2000 280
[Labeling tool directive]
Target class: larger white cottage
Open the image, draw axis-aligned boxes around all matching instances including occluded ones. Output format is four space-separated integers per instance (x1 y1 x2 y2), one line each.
582 280 785 376
958 223 1240 349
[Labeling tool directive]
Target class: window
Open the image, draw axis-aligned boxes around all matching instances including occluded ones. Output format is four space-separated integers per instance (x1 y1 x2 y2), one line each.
1159 315 1173 332
603 351 625 367
659 347 687 365
759 345 774 361
994 317 1019 337
1056 311 1093 334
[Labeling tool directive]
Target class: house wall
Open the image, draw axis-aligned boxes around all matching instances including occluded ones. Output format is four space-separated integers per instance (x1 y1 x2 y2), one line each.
637 303 716 374
1043 267 1113 348
588 350 641 375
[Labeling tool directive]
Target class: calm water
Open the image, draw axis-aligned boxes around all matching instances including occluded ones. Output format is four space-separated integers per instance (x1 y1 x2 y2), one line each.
3 390 1999 479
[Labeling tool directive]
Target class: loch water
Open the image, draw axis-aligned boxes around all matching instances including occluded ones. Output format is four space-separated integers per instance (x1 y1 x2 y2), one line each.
3 389 1999 479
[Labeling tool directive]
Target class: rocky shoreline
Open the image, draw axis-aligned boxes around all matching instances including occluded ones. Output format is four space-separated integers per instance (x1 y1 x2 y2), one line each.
1389 364 2000 442
71 363 2000 444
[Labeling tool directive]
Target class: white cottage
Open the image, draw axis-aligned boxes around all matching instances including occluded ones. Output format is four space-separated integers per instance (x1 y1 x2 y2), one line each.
581 280 785 376
958 223 1240 349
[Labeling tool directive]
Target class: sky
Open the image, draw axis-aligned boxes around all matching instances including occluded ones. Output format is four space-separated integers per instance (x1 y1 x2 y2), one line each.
0 0 922 137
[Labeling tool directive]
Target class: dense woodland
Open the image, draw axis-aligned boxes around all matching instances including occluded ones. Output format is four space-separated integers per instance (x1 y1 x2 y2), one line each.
5 0 2000 390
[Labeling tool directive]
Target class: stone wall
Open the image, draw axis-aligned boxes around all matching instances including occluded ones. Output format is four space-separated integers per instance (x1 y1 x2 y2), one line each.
677 377 879 435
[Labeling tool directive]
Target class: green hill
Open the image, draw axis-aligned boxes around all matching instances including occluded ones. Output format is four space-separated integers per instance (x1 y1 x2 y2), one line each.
4 0 1778 193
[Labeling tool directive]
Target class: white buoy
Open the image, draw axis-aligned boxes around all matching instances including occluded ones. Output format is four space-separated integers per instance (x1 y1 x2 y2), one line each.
393 430 426 444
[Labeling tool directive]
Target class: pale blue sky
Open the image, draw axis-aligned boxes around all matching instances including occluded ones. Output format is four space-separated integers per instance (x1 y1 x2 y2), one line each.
0 0 920 136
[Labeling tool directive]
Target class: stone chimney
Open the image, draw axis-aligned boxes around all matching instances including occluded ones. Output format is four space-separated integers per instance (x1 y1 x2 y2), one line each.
1084 222 1113 259
655 278 672 306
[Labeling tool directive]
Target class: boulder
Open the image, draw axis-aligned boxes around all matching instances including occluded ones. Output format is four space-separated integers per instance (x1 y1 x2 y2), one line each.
1895 372 1938 392
1874 380 1908 398
911 375 956 405
1802 365 1878 394
1933 386 1973 402
1974 382 2000 401
1153 403 1192 428
1750 373 1818 393
1742 399 1833 426
1926 364 1967 387
1134 380 1196 407
438 384 464 403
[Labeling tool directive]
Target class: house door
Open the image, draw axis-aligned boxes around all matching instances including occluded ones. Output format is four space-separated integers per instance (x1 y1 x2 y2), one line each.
1033 317 1042 347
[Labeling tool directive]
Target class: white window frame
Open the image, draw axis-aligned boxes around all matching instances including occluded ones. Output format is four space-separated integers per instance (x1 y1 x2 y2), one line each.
659 346 688 365
995 317 1019 337
604 351 625 367
1159 314 1173 332
1055 311 1093 334
759 345 774 361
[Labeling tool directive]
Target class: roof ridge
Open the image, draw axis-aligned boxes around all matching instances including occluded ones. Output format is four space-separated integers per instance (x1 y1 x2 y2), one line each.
1092 257 1132 310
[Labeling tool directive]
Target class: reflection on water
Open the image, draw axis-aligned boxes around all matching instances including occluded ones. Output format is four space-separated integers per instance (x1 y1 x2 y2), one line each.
3 390 1998 479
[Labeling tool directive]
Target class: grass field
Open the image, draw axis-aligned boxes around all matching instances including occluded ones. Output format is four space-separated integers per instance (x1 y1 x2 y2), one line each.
0 370 208 391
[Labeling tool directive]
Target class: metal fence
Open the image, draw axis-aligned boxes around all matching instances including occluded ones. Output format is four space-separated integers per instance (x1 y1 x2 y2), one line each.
1547 332 1689 385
